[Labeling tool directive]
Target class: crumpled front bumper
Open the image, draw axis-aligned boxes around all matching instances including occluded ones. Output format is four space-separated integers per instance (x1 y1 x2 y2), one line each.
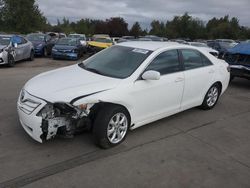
17 90 47 143
0 52 8 65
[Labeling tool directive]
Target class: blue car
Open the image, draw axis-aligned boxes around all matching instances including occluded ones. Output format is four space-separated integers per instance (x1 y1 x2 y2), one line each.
52 38 84 60
224 42 250 81
27 33 58 56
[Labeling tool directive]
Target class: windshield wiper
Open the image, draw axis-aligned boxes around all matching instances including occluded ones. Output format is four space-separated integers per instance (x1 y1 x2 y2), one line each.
78 63 105 76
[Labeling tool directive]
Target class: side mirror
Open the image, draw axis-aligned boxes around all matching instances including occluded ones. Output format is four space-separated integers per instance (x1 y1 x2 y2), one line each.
13 43 18 48
142 70 161 80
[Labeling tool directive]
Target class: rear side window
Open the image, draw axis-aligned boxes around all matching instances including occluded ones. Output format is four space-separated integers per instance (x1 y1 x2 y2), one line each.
21 37 27 44
146 50 181 75
181 49 203 70
201 53 213 66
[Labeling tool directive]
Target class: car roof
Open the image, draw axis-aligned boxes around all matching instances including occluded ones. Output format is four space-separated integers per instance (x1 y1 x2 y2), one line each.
0 34 13 37
117 41 184 51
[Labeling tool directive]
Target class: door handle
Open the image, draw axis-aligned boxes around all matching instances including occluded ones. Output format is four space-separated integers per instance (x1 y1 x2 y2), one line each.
175 77 184 82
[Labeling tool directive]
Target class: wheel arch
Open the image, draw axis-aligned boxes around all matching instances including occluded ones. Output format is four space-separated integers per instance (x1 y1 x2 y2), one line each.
89 102 132 126
213 81 222 94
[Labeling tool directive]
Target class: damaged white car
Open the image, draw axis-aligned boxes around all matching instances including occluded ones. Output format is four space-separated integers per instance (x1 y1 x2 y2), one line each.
17 42 230 148
0 35 34 67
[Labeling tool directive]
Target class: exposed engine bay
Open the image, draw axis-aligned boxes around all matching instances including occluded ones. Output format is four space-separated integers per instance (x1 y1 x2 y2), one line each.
37 102 93 141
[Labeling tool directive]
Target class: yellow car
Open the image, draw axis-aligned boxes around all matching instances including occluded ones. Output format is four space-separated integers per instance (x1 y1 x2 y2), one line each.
88 37 113 52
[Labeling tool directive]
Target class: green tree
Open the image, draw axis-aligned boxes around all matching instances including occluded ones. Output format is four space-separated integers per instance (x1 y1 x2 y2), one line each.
106 17 129 37
130 22 143 37
1 0 47 33
150 20 165 37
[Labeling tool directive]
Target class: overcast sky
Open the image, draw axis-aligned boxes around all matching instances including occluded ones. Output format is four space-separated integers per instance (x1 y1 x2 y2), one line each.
37 0 250 28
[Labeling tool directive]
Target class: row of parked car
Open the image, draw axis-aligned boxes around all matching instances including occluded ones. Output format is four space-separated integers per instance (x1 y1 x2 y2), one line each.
1 32 250 81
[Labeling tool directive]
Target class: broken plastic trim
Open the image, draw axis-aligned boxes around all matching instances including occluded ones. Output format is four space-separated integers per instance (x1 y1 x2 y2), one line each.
37 102 90 141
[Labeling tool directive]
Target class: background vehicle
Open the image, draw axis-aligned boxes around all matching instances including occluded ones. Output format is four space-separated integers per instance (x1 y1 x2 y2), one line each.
117 36 136 43
224 42 250 80
170 39 189 45
68 33 87 48
189 42 219 57
87 37 113 53
0 34 34 67
52 38 85 60
142 35 166 41
207 39 237 58
112 37 120 44
27 33 58 57
18 42 230 148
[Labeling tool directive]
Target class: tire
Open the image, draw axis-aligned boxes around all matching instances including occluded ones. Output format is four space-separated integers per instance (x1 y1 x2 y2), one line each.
7 55 15 67
93 105 130 149
29 50 34 61
200 83 221 110
43 47 48 57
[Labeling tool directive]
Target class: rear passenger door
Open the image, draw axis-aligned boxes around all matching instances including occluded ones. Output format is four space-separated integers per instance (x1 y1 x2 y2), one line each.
20 37 30 59
180 49 215 110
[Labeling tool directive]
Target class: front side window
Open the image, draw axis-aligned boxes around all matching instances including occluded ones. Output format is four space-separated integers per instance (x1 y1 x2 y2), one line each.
79 46 152 79
146 50 181 75
181 49 203 70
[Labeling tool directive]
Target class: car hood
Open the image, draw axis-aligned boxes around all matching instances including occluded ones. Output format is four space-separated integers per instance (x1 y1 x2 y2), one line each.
0 44 7 50
53 45 76 51
24 64 121 103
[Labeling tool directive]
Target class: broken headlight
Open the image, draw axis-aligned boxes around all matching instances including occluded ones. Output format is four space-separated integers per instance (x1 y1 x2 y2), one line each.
37 103 82 120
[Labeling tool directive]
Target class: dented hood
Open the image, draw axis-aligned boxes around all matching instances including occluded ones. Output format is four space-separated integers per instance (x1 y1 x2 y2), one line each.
24 64 121 102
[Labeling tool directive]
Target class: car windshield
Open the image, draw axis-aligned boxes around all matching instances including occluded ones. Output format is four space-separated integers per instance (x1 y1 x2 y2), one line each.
79 46 152 79
94 38 112 43
69 35 80 38
0 36 11 45
27 34 45 42
191 42 208 47
219 42 236 49
57 38 78 46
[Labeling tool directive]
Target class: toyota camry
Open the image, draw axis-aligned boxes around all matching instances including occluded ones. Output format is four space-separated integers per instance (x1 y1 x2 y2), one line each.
17 42 230 148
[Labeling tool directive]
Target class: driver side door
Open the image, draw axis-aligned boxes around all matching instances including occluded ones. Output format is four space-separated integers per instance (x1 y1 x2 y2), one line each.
130 50 185 127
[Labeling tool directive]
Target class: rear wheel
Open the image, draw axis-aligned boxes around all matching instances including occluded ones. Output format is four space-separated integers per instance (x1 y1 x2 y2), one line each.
200 83 221 110
43 47 48 57
7 55 15 67
93 105 130 149
29 50 34 61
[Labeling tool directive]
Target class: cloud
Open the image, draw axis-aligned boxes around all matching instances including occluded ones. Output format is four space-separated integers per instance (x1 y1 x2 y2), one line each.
37 0 250 28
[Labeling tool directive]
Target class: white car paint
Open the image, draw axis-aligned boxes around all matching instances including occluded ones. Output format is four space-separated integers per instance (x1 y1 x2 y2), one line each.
17 42 230 143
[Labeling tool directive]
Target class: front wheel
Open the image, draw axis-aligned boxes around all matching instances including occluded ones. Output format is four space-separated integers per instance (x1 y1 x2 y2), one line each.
93 105 130 149
200 84 221 110
7 55 15 67
29 50 34 61
43 47 48 57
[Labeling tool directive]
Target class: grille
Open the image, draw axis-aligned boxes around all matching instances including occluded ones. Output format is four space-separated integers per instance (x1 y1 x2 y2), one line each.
18 90 41 115
58 49 71 53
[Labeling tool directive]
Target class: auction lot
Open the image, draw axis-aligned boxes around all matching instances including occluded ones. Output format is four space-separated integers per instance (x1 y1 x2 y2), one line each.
0 58 250 188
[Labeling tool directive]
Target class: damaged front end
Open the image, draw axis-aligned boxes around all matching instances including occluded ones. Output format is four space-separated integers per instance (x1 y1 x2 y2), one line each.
37 102 93 142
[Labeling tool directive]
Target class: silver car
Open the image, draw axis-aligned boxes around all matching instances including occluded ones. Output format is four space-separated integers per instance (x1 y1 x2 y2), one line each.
0 35 34 67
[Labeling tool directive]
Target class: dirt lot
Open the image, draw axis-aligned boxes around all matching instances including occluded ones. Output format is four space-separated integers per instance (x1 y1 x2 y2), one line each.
0 58 250 188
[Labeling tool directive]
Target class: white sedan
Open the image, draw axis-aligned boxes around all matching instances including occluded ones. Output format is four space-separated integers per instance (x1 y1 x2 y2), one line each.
17 42 230 148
